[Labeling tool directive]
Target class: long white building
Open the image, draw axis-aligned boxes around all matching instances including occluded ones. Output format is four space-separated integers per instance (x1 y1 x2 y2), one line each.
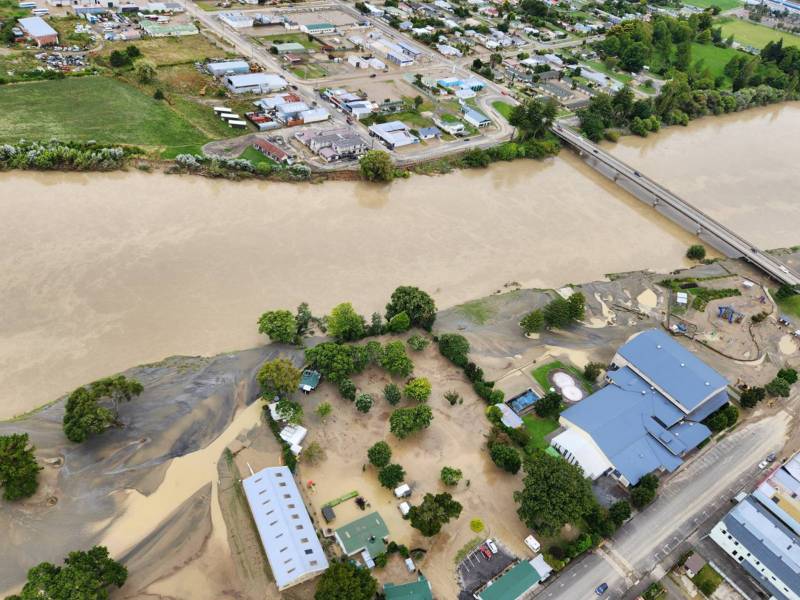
242 467 328 590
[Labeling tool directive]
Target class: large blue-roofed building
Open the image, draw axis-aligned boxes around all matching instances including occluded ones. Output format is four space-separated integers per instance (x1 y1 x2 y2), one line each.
552 329 728 486
710 452 800 600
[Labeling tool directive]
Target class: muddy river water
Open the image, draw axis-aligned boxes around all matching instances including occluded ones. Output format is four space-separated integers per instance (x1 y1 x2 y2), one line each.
1 102 798 418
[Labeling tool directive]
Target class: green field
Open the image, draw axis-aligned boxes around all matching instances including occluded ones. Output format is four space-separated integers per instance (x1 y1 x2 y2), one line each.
239 146 276 166
691 42 740 79
582 60 633 83
718 18 800 49
0 77 209 151
259 32 321 51
492 100 514 120
683 0 741 10
777 294 800 320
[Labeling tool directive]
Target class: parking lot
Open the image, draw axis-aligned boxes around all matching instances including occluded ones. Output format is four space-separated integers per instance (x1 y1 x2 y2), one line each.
457 541 517 600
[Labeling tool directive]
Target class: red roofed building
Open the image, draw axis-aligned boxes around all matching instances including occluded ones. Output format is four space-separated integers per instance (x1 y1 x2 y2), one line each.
252 139 291 164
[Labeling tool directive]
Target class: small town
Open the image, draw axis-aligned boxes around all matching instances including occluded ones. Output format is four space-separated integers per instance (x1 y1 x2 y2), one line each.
0 0 799 597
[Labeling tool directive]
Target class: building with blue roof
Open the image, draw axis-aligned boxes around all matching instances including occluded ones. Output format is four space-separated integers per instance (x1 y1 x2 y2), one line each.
710 452 800 600
552 329 728 486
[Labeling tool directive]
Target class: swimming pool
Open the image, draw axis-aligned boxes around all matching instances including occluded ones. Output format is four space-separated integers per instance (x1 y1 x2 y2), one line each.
508 389 540 414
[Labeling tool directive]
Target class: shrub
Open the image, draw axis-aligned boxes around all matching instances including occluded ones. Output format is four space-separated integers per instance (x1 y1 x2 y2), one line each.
520 309 544 334
766 376 791 397
388 311 411 333
438 333 470 367
464 362 484 383
355 393 373 413
444 390 461 405
390 405 433 439
609 500 631 526
440 466 463 486
739 386 765 408
338 378 356 401
368 441 392 468
583 362 604 382
378 463 406 488
489 443 521 474
404 377 432 403
534 391 562 419
686 244 707 260
153 88 165 100
777 367 798 385
470 518 484 533
384 383 402 405
380 341 414 377
508 426 531 447
407 334 429 351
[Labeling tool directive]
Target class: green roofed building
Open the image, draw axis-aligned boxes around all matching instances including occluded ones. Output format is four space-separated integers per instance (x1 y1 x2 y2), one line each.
299 369 321 393
275 42 307 54
384 576 433 600
478 560 545 600
334 511 389 564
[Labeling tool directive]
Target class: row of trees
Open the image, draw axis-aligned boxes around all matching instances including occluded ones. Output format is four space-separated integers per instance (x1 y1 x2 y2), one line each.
740 367 798 408
437 333 505 404
0 140 130 171
520 291 586 334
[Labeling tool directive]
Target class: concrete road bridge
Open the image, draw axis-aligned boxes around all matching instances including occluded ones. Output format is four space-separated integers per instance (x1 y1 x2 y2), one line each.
553 124 800 287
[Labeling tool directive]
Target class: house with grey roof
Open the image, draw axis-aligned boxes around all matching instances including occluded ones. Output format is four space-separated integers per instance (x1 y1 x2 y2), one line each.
710 452 800 600
552 329 728 486
242 466 328 590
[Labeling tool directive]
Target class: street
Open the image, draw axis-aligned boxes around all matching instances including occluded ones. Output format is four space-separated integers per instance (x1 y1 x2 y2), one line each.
539 411 789 599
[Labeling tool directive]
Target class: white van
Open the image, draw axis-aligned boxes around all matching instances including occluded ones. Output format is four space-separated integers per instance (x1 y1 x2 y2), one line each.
394 483 411 498
398 501 410 516
524 534 541 554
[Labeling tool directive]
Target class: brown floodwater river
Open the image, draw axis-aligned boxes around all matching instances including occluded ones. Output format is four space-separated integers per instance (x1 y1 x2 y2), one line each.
1 102 798 418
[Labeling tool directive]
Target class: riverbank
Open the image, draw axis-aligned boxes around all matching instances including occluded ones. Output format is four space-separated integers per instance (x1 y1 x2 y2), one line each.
1 250 797 598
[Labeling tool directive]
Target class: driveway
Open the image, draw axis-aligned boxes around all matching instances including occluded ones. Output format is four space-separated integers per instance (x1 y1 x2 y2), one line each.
538 412 789 599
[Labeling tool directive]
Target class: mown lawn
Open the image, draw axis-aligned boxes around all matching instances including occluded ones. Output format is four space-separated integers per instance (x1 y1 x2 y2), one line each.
531 360 592 393
718 17 800 49
523 414 559 451
777 293 800 320
0 77 209 151
492 100 514 121
691 42 740 79
239 146 277 166
683 0 740 10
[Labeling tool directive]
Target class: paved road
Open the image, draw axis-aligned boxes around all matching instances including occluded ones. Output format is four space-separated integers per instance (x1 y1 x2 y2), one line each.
539 412 789 600
553 125 800 287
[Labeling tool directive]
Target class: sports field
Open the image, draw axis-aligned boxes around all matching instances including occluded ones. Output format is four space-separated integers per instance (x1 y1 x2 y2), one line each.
0 77 209 151
683 0 740 10
718 18 800 49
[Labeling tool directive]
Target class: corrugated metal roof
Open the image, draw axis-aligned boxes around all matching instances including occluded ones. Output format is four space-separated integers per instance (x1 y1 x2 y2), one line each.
617 329 727 411
478 561 541 600
384 576 433 600
18 16 57 38
242 467 328 589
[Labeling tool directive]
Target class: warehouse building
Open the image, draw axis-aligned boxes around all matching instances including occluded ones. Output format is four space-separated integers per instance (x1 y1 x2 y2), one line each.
17 16 58 46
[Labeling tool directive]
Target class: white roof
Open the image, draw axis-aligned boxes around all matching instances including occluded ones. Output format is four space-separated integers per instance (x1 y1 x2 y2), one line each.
530 554 552 580
280 424 307 447
498 403 524 429
277 101 309 114
551 428 612 480
18 16 57 38
242 467 328 589
228 73 287 88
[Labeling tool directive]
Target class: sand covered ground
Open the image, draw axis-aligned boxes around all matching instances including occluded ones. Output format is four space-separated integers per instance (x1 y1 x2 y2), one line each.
1 251 797 599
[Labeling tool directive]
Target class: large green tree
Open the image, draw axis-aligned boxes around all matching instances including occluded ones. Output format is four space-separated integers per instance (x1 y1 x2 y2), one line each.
509 97 557 140
514 450 596 535
8 546 127 600
359 150 394 182
327 302 365 342
389 405 433 439
0 433 42 501
385 286 437 331
408 492 463 536
490 443 522 474
404 377 431 403
367 440 392 467
437 333 470 367
305 342 355 383
257 358 301 399
257 310 297 344
63 375 144 443
315 560 377 600
378 463 406 488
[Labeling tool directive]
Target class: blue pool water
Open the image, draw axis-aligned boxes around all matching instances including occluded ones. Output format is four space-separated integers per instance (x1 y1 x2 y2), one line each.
509 389 540 414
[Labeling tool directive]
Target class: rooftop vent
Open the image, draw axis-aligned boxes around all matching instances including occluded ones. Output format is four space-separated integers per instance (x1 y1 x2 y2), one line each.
657 344 662 349
680 362 685 367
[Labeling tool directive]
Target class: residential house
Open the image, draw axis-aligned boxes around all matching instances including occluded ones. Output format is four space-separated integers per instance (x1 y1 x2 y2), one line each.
295 127 367 161
253 138 291 164
462 106 491 128
418 126 441 140
335 512 389 567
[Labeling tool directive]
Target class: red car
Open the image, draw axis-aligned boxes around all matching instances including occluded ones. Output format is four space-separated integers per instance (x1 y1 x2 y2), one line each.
479 545 492 559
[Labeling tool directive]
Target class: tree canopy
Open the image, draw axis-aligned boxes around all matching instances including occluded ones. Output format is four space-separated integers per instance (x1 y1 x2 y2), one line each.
305 342 356 383
385 286 437 330
355 393 374 413
404 377 432 403
437 333 470 367
314 560 377 600
379 341 414 378
257 358 301 400
389 405 433 439
490 443 522 474
327 302 365 342
534 391 563 419
257 310 297 344
378 463 406 488
359 150 394 182
63 376 143 443
8 546 127 600
0 433 41 501
509 97 557 140
408 492 463 536
367 441 392 468
440 466 463 486
514 450 596 535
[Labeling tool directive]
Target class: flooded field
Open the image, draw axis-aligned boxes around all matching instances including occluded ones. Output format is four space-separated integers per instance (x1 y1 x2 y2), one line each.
0 153 700 418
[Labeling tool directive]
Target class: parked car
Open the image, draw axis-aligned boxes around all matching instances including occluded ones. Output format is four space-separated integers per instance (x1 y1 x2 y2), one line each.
486 539 498 554
595 583 609 595
524 534 541 553
766 452 777 463
479 545 492 559
758 460 769 470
